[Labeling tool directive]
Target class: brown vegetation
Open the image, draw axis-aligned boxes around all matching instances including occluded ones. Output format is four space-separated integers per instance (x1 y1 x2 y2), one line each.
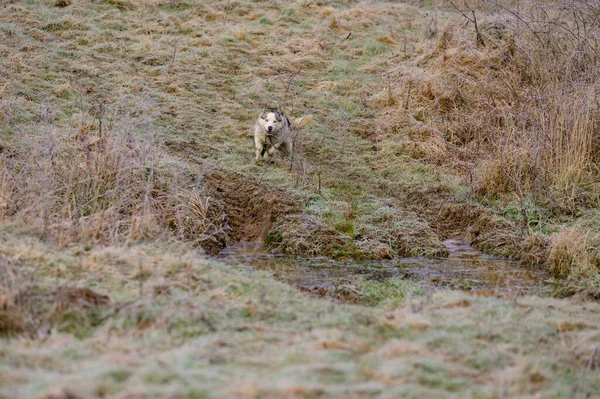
1 0 600 396
368 1 600 283
382 2 600 210
0 112 220 246
547 228 600 278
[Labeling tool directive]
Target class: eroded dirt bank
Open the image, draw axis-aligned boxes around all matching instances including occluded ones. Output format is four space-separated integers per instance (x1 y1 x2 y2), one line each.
200 164 545 269
199 169 300 254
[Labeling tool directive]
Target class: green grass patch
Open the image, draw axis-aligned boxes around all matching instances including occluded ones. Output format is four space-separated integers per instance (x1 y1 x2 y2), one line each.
355 277 422 307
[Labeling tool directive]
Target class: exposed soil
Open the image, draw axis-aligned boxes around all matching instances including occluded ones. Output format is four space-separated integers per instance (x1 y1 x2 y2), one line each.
164 127 541 265
164 139 222 160
402 188 541 261
202 170 300 254
195 162 540 264
164 140 302 255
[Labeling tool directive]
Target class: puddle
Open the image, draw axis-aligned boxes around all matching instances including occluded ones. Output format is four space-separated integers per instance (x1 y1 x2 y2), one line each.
218 238 551 297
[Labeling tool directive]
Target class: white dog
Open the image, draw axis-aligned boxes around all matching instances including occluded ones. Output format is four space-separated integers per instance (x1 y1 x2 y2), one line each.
254 108 312 161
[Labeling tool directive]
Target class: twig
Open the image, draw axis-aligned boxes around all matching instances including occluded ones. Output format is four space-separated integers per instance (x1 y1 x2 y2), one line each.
280 68 302 107
317 165 322 195
486 0 543 45
403 79 412 111
258 159 270 184
587 346 599 371
444 0 485 46
341 31 352 44
171 37 178 63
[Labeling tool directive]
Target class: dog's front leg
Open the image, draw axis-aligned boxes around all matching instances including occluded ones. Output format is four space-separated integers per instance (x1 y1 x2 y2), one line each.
254 136 265 160
266 146 276 159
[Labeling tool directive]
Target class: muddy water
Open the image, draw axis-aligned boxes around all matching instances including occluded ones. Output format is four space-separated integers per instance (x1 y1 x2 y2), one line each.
218 238 552 296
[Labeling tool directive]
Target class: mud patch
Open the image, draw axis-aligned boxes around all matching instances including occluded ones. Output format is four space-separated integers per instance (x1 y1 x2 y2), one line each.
165 139 222 160
403 189 538 261
164 141 301 254
437 202 523 259
202 170 300 254
220 239 550 304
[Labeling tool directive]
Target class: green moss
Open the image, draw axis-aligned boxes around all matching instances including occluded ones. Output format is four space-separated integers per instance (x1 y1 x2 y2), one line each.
355 277 422 307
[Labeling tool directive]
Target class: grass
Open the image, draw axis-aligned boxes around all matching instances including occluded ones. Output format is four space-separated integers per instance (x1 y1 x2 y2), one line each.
1 0 600 397
354 277 422 307
1 231 600 398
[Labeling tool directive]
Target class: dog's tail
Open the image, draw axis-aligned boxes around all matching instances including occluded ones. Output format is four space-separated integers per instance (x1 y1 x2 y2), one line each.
291 114 313 129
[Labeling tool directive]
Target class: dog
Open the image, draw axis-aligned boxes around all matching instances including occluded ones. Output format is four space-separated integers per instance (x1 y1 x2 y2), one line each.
253 108 312 162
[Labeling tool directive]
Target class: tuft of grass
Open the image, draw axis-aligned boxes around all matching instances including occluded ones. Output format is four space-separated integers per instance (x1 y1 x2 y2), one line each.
0 101 229 248
547 228 600 279
355 277 422 307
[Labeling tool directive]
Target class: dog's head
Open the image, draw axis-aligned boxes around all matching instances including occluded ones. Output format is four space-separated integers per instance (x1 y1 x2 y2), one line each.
259 108 286 135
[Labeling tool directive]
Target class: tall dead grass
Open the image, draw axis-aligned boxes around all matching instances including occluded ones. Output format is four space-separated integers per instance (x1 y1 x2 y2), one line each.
389 1 600 211
546 228 600 278
368 1 600 283
0 101 226 247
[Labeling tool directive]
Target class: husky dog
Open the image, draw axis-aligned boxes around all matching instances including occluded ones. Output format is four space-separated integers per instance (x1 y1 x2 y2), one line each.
254 107 294 161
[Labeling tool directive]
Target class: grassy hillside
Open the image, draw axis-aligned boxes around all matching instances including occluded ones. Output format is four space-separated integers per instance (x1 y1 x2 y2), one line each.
1 0 600 397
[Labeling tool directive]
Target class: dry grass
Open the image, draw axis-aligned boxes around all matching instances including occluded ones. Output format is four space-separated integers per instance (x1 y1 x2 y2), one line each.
0 117 229 248
356 1 600 284
0 0 595 277
378 2 600 210
1 0 600 396
0 232 599 398
547 229 600 278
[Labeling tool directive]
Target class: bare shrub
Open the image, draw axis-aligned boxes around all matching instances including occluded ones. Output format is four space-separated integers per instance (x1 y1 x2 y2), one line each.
483 2 600 204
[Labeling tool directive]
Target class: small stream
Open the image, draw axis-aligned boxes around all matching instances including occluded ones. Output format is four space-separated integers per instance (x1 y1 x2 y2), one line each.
218 238 552 296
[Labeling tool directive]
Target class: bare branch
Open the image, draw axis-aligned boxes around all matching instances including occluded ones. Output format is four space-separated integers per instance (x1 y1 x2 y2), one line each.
444 0 485 46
